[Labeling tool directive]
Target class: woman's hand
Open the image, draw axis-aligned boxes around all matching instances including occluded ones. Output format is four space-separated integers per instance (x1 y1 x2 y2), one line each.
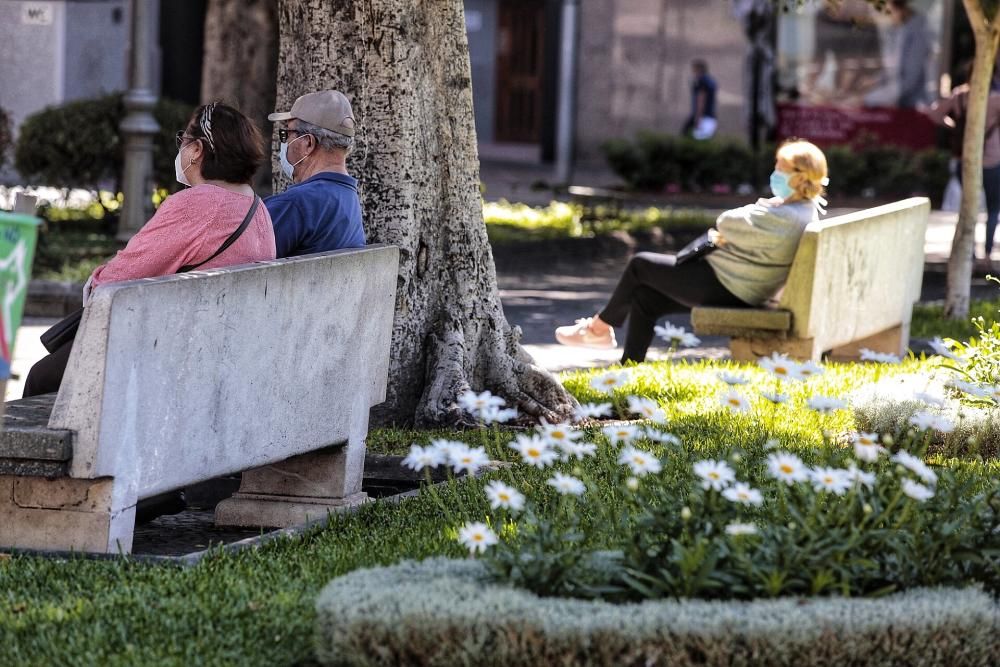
708 229 726 246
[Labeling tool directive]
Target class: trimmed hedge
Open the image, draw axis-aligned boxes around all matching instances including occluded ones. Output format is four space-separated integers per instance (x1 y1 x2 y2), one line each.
14 93 192 191
314 558 999 667
602 132 950 204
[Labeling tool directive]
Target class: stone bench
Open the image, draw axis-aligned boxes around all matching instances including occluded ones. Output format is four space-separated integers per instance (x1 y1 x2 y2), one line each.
0 245 398 554
692 198 930 361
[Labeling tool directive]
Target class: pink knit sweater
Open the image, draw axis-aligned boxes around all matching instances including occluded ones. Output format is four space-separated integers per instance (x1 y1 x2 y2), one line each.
90 185 276 290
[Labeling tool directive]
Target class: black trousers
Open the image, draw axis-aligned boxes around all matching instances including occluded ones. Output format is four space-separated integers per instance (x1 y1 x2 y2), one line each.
23 337 73 398
599 252 747 363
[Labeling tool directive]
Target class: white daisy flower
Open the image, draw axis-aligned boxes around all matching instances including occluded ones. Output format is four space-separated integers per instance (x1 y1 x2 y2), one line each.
618 446 662 476
509 433 559 468
447 445 490 475
402 444 446 471
892 451 938 485
538 421 583 447
590 370 630 394
929 337 963 362
693 459 736 491
481 406 518 424
807 396 848 414
850 432 884 463
457 390 505 416
860 348 902 364
909 410 955 434
654 323 701 348
810 467 852 495
946 378 988 397
547 472 586 496
603 423 639 445
766 452 809 485
720 390 751 413
845 464 876 490
717 371 750 386
798 360 825 379
573 402 612 419
725 522 758 536
644 428 681 446
983 385 1000 403
759 390 790 405
558 439 598 460
901 478 935 502
626 396 661 420
722 482 764 506
484 481 525 511
758 352 805 381
912 392 946 408
457 521 498 554
431 439 470 460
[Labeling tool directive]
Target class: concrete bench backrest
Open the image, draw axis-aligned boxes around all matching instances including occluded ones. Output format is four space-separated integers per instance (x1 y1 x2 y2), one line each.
47 245 398 509
777 197 929 347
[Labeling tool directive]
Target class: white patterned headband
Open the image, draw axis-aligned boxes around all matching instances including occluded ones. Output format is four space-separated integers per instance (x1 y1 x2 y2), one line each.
199 103 217 152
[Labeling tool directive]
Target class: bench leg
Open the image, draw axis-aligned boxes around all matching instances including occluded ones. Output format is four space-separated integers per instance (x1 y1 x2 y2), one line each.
214 442 368 529
729 337 821 363
0 476 135 554
828 323 908 362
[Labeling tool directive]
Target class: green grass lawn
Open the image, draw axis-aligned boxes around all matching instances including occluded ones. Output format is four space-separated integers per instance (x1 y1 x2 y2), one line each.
910 298 1000 341
2 358 996 666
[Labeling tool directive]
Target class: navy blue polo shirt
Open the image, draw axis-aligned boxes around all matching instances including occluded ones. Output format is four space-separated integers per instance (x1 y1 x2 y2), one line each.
264 172 366 258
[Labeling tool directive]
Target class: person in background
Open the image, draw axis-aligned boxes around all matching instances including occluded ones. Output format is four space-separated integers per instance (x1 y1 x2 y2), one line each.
265 90 366 258
554 140 828 364
23 102 275 397
863 0 931 108
925 84 1000 271
683 60 718 140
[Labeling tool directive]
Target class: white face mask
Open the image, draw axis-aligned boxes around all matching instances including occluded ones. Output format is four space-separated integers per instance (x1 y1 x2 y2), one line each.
279 134 309 180
174 146 193 187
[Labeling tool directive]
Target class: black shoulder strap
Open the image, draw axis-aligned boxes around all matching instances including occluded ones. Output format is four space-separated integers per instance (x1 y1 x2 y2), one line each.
179 195 261 273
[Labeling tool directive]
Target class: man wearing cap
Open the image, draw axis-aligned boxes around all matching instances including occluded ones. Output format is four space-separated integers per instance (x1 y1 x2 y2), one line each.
265 90 366 258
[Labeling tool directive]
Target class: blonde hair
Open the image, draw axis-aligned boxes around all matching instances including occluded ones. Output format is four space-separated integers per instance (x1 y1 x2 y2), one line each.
776 140 828 201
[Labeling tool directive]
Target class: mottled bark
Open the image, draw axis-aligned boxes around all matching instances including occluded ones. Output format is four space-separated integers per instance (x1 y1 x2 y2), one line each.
946 0 1000 319
201 0 279 191
276 0 577 426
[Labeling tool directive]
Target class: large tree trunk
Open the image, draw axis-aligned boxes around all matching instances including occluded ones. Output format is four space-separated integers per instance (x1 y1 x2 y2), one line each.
947 1 1000 318
275 0 577 426
201 0 279 192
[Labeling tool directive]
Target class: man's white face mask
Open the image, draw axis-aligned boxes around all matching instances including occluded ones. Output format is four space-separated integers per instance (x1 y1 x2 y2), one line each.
279 133 309 180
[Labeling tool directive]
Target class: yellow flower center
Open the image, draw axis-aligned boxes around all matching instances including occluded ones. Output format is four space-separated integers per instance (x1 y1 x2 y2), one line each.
738 491 749 500
728 398 740 406
499 493 510 501
780 464 794 474
552 431 565 440
472 534 484 542
775 367 788 375
708 472 719 480
527 448 540 457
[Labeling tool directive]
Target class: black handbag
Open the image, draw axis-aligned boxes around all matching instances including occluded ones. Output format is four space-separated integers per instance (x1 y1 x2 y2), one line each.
39 196 261 354
674 230 718 265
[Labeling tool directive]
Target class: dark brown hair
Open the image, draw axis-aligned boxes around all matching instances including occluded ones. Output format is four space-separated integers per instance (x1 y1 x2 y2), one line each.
185 102 264 184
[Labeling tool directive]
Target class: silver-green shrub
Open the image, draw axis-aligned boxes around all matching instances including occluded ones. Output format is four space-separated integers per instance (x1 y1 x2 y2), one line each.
315 558 999 667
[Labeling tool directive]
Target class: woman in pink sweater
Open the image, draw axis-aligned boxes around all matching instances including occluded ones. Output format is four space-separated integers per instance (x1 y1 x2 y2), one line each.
24 102 277 396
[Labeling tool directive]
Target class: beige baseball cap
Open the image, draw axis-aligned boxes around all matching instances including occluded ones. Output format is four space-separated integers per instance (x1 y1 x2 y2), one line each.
268 90 356 137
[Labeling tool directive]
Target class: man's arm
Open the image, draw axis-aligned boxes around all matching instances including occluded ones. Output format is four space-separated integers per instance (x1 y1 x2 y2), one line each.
264 194 304 258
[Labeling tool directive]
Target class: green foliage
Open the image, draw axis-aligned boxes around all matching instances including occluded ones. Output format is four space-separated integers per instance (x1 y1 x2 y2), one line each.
602 132 950 203
315 558 1000 667
14 94 193 191
0 106 12 170
911 297 1000 341
483 199 715 244
3 359 999 665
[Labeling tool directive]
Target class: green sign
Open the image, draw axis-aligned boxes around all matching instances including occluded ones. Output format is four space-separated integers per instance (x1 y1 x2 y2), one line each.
0 213 40 381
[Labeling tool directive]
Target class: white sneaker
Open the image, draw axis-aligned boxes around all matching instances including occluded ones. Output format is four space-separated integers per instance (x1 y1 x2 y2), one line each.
555 318 617 349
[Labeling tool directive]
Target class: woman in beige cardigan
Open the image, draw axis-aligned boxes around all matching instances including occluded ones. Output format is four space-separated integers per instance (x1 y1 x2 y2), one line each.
555 140 828 363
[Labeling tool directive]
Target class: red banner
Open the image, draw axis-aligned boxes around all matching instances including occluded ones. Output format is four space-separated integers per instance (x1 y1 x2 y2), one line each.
776 103 937 150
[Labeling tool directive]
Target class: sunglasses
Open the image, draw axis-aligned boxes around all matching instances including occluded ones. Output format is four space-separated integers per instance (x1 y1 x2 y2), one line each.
278 128 307 143
174 130 198 149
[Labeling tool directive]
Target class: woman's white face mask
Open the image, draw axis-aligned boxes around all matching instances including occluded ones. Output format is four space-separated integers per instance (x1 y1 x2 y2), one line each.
174 145 194 186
